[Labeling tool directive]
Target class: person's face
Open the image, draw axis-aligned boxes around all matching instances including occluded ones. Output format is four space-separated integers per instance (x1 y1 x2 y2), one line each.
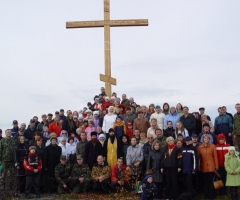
77 158 83 165
91 135 97 140
74 118 78 123
164 104 169 110
147 177 153 183
51 139 57 145
199 109 204 115
155 108 160 113
222 107 226 113
176 123 182 129
229 150 235 155
203 126 210 132
186 140 192 145
60 159 67 165
138 112 143 117
13 123 18 128
109 131 114 136
69 139 74 144
167 138 174 145
21 123 26 129
109 107 114 113
147 135 154 143
218 108 223 115
48 116 53 120
126 109 131 114
154 143 160 150
97 156 104 164
101 87 105 92
62 131 67 136
60 111 64 115
170 108 175 114
33 117 38 122
42 116 47 121
203 136 210 144
134 130 140 137
117 159 123 167
55 114 59 118
176 141 183 148
129 98 134 103
219 138 225 144
201 116 207 121
34 135 40 140
105 98 109 102
177 104 182 110
236 105 240 113
80 133 86 140
141 107 146 112
192 137 198 143
88 121 93 126
30 122 35 128
37 140 42 146
122 94 126 100
97 127 102 133
61 140 66 145
167 122 173 128
177 136 183 141
149 106 154 110
99 137 104 142
151 120 157 126
140 134 146 140
19 137 25 144
116 118 121 123
183 108 189 115
156 130 163 138
131 138 137 146
69 113 73 119
18 131 24 135
94 114 98 118
122 136 127 143
30 149 35 154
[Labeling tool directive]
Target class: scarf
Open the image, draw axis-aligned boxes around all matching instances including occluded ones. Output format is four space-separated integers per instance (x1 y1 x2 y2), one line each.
168 144 175 155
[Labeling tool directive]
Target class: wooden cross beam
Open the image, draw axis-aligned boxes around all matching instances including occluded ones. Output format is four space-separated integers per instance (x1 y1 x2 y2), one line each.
66 0 148 97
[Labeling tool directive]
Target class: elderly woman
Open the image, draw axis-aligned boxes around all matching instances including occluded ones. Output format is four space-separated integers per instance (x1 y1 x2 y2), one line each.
102 106 117 133
58 137 70 158
147 140 163 198
57 130 68 143
161 136 182 200
198 134 219 200
147 118 158 139
14 136 28 193
45 132 58 146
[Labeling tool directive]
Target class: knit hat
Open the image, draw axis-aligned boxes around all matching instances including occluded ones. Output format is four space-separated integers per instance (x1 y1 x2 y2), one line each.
93 111 99 115
185 136 192 141
99 134 105 139
50 136 57 141
217 134 226 140
91 131 97 137
85 109 92 113
29 146 36 151
127 122 132 126
116 115 122 120
144 174 152 180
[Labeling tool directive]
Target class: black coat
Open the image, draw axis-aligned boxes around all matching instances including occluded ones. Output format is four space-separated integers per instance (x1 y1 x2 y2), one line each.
35 145 45 160
43 144 62 178
24 127 36 141
147 149 163 182
195 119 202 136
85 140 103 168
14 143 29 176
164 128 175 139
143 142 152 164
180 114 196 136
62 118 77 134
161 146 182 169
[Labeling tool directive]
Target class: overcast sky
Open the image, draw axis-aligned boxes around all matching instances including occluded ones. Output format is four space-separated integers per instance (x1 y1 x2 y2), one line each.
1 0 240 132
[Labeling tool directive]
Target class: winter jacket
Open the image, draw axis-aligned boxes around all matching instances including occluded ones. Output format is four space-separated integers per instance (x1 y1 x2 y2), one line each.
224 150 240 186
49 122 62 137
164 112 180 129
161 146 182 169
24 126 37 141
85 126 96 141
102 114 117 133
11 127 19 138
164 127 175 139
113 121 126 139
76 140 88 158
182 144 199 174
233 113 240 136
180 114 196 136
123 113 136 125
133 117 150 134
111 164 128 182
214 114 233 135
23 153 42 176
198 143 219 173
149 112 165 130
141 176 158 196
143 142 152 164
126 144 143 165
14 143 29 176
154 136 167 149
216 143 230 167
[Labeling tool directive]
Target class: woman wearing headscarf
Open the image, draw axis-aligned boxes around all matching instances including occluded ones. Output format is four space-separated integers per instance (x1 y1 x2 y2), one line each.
102 106 117 133
120 134 130 165
14 136 29 193
198 134 219 200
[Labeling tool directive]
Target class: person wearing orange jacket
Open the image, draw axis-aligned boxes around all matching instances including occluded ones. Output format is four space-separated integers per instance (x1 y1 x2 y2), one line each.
110 157 131 192
216 133 230 195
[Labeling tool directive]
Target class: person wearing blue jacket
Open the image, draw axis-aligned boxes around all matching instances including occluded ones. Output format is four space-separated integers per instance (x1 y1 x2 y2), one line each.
182 136 199 197
164 107 180 129
140 174 158 200
214 107 233 145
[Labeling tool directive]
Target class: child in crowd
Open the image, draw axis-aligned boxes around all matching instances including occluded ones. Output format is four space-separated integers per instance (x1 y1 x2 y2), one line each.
23 146 42 199
113 116 126 139
126 122 133 138
140 174 158 200
224 146 240 200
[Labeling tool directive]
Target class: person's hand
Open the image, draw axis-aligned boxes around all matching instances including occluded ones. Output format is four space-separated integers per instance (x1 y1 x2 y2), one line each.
178 168 181 172
160 168 164 173
16 166 20 170
79 177 84 183
192 171 195 174
228 133 232 137
63 184 67 188
34 169 38 173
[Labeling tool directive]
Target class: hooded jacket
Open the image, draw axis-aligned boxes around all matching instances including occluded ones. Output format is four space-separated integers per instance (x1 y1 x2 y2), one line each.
215 134 230 167
164 112 180 129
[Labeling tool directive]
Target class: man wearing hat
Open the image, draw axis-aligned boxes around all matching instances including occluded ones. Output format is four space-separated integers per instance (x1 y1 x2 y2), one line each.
71 155 91 194
24 119 37 141
47 113 54 124
181 136 199 197
133 110 150 134
149 105 165 130
54 155 72 194
123 107 136 125
191 134 200 147
11 120 19 138
85 131 103 170
23 146 42 198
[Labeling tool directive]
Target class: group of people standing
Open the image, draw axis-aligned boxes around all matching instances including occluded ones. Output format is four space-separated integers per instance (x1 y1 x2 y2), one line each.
0 88 240 200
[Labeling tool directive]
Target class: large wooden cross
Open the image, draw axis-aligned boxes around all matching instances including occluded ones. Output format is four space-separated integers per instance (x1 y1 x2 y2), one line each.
66 0 148 97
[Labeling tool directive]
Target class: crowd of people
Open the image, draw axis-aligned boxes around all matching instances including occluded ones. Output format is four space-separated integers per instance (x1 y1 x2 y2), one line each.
0 87 240 200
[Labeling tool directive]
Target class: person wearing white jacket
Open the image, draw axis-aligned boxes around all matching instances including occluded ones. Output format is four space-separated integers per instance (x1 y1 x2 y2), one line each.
149 105 165 130
58 137 70 158
102 106 117 133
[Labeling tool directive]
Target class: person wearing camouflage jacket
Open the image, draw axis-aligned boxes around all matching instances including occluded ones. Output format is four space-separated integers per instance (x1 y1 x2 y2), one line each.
0 129 16 179
71 155 91 194
91 155 111 194
54 155 72 194
233 104 240 149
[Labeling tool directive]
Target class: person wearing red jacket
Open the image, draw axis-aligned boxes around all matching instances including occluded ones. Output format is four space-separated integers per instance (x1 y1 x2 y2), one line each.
126 122 133 138
110 157 131 192
48 117 62 137
23 146 42 199
101 96 112 110
215 133 230 195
